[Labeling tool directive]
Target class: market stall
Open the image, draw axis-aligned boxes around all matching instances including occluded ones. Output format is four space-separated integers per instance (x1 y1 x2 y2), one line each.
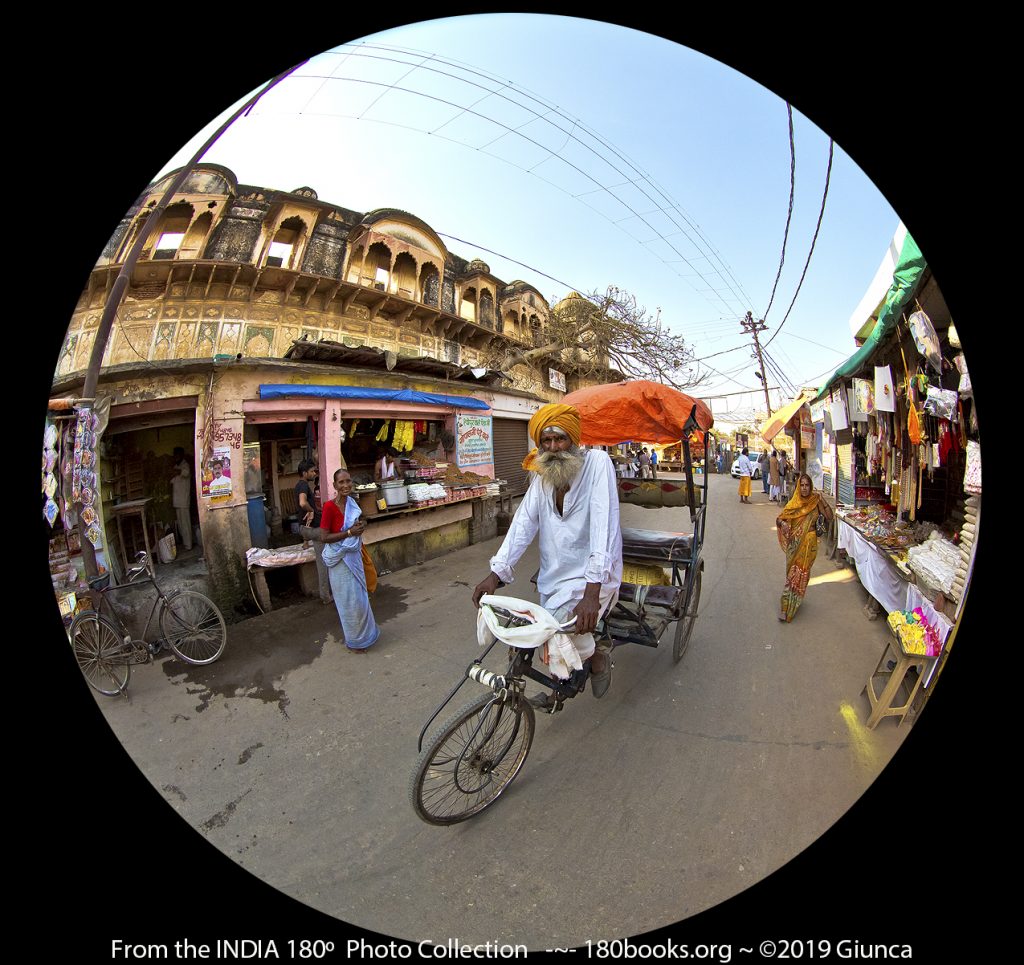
44 399 115 629
813 231 980 716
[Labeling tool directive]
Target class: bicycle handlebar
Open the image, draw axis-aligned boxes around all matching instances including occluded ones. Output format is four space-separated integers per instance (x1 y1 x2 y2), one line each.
485 603 578 633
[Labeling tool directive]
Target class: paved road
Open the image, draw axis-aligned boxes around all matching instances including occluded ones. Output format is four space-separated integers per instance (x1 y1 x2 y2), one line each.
79 473 907 948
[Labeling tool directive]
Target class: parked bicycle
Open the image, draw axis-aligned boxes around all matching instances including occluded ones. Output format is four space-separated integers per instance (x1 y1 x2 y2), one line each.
69 550 227 697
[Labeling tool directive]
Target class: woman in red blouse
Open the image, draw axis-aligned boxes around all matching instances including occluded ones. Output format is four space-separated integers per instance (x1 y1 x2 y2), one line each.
320 469 379 651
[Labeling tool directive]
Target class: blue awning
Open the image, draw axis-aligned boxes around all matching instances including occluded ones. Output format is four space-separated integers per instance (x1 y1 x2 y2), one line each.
258 384 490 411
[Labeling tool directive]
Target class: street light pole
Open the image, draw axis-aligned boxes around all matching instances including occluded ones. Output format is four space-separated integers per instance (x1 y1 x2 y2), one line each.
73 59 307 578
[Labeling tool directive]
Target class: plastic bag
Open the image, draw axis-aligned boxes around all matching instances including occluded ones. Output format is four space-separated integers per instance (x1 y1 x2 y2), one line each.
907 404 922 445
923 386 958 421
908 310 943 374
158 532 177 563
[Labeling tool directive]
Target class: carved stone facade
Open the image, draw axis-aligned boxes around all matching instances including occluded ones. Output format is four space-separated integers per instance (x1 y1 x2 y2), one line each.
60 165 568 390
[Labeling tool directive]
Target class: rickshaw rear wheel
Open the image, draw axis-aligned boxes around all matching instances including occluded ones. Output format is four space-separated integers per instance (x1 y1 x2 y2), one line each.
672 569 702 664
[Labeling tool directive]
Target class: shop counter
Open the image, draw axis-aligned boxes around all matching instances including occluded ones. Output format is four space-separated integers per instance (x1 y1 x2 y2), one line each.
836 517 911 614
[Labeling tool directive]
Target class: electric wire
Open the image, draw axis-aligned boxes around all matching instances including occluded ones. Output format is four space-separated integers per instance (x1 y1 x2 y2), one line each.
267 44 756 318
763 138 835 349
762 103 796 323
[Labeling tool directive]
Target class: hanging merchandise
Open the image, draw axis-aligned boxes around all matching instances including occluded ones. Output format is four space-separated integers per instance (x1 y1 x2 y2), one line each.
954 354 972 397
830 391 849 431
375 420 392 443
947 323 961 349
874 365 896 412
964 440 982 494
923 386 958 421
853 378 875 418
44 498 59 527
848 384 869 423
907 401 922 445
392 420 415 452
907 310 943 375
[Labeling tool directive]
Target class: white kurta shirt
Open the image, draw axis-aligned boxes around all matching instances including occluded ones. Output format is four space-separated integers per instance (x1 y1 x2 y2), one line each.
489 449 623 640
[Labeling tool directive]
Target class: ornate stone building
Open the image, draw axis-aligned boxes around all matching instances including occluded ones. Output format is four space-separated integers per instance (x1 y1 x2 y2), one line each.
52 164 611 613
58 163 567 395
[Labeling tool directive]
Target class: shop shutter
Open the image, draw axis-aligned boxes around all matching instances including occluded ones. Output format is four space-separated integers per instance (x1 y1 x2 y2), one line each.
836 443 854 506
492 417 531 496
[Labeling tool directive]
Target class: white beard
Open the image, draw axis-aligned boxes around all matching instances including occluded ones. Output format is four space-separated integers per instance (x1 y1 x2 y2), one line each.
535 448 586 491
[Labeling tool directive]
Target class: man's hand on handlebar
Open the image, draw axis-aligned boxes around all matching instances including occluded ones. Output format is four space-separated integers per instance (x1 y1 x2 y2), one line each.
571 582 603 635
472 572 502 608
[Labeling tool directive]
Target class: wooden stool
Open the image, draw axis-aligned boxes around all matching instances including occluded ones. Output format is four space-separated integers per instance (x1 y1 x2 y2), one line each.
863 625 937 729
110 498 155 574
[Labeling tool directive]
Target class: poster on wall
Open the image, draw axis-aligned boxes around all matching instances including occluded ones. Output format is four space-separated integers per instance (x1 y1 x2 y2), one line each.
455 414 493 469
549 369 566 392
202 446 233 498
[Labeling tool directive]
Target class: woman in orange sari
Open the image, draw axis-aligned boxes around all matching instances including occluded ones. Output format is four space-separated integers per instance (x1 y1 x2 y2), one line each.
776 473 834 622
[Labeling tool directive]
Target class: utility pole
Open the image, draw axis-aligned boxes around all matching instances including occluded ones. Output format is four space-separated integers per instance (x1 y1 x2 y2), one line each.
72 59 307 579
741 311 773 418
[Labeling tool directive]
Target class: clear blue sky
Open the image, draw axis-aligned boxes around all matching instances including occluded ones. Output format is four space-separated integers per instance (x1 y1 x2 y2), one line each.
156 14 899 418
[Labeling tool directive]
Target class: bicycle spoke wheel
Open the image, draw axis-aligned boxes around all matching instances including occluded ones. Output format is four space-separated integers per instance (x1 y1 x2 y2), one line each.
160 591 227 665
70 612 130 696
672 568 702 664
411 693 535 825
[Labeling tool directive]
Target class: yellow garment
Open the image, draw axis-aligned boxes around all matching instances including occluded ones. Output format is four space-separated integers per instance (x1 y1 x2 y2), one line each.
375 421 392 443
392 420 415 452
522 403 582 471
776 487 827 622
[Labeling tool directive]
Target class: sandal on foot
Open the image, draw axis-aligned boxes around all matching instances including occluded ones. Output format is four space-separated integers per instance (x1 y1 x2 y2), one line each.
590 647 613 699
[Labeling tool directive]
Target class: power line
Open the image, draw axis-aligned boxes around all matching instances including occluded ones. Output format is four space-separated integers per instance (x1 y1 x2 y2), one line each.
762 103 796 323
277 44 756 318
763 138 835 349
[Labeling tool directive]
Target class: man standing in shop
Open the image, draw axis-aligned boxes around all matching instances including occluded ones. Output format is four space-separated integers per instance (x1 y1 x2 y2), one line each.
169 447 193 551
296 459 332 605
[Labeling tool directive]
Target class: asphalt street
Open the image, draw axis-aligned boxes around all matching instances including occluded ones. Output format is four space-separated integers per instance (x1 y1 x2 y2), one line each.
81 472 908 949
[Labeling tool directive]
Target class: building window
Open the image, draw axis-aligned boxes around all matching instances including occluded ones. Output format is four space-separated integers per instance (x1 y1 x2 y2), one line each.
152 232 185 260
266 241 293 268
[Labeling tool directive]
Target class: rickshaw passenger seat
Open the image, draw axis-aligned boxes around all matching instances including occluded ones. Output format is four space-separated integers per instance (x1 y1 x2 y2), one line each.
620 527 693 562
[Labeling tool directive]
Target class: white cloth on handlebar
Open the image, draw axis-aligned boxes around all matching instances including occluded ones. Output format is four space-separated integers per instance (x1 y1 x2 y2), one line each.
477 595 587 681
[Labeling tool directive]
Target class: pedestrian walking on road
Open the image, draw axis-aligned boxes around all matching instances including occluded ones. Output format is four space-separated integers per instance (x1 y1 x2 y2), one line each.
776 473 834 622
769 450 781 501
778 451 790 499
320 469 380 652
758 449 770 495
735 447 753 503
639 448 652 479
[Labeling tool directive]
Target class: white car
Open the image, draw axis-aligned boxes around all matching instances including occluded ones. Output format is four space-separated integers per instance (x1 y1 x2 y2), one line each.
730 458 761 480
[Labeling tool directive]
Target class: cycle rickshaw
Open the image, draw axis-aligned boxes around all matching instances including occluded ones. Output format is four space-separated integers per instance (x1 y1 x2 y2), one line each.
410 381 715 825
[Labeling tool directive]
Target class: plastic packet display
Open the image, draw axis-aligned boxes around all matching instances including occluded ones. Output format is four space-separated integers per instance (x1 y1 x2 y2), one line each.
923 386 958 420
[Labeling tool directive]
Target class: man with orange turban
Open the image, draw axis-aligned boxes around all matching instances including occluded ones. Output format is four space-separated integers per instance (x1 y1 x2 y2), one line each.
473 402 623 708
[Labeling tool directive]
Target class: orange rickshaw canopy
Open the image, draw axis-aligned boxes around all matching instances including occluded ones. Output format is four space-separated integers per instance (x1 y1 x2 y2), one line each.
560 380 714 445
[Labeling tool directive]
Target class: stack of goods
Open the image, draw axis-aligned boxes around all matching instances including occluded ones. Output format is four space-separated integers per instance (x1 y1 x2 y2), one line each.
485 480 504 497
839 505 916 550
442 465 490 487
49 534 80 593
952 494 978 602
907 531 961 598
886 608 943 657
409 466 444 480
407 482 448 506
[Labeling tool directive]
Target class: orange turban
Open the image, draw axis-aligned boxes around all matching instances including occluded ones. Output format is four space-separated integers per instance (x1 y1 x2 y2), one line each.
522 403 582 471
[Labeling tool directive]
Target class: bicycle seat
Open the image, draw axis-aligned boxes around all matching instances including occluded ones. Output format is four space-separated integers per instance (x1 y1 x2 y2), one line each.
620 527 693 563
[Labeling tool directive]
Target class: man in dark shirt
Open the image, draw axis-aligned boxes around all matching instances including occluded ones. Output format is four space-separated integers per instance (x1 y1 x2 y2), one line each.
296 459 332 604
